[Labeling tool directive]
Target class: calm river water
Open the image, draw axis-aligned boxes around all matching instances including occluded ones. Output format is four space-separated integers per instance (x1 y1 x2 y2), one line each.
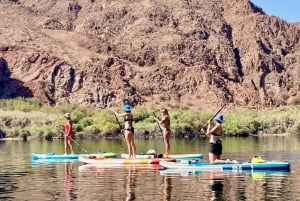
1 135 300 201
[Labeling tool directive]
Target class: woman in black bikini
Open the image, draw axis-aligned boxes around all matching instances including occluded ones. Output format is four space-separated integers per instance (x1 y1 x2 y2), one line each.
112 105 136 159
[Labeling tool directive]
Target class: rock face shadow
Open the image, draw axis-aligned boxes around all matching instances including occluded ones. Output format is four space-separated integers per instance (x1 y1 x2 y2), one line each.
0 58 33 99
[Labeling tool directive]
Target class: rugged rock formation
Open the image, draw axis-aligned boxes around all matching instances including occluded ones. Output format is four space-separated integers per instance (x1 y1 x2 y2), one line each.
0 0 299 111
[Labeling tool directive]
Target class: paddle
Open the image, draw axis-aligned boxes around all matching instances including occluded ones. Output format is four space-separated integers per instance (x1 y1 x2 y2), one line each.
153 111 164 137
111 110 124 135
192 104 227 140
69 137 89 154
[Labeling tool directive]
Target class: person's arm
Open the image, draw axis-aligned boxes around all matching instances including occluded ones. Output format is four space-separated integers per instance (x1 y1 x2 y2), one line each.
111 109 125 117
206 121 211 137
161 115 167 124
206 121 219 136
207 122 220 136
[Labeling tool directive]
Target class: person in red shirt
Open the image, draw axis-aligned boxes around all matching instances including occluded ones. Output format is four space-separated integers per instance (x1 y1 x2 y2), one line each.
63 113 74 155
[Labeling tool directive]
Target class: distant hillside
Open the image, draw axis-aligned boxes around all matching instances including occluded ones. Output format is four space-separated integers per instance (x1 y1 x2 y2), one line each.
0 0 299 111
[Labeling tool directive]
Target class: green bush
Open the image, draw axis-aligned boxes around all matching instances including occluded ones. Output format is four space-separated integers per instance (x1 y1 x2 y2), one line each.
0 98 300 138
78 117 93 128
91 110 119 135
2 97 41 112
132 106 152 122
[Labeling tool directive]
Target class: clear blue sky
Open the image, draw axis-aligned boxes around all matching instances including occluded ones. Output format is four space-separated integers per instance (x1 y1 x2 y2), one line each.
250 0 300 23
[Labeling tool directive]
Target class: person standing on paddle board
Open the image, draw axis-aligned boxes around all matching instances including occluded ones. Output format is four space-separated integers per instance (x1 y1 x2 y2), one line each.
112 104 136 159
154 109 171 158
206 114 224 164
63 113 75 155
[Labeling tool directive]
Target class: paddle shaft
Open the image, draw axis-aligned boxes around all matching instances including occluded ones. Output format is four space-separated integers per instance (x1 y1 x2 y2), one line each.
111 110 125 136
69 137 89 154
112 112 124 133
153 112 163 136
193 104 226 140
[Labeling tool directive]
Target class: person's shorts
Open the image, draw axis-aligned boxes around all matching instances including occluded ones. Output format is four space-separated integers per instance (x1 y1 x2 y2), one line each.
209 140 222 155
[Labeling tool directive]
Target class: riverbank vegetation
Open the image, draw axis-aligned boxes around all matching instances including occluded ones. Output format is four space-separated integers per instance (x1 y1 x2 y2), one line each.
0 98 299 140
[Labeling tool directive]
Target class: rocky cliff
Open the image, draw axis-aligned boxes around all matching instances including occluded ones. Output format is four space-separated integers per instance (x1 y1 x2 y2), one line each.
0 0 299 111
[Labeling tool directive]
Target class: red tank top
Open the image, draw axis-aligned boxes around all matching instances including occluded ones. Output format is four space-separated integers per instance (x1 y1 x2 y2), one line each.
64 120 74 138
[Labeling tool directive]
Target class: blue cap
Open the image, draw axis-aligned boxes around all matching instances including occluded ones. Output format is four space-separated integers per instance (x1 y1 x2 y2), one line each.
214 114 225 123
122 104 131 112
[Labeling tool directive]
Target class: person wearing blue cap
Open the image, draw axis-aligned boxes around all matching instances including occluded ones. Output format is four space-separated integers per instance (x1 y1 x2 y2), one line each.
206 114 225 164
112 104 136 159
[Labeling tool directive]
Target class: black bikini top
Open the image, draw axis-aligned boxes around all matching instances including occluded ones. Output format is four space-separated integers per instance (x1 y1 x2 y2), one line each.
211 133 222 136
124 118 133 122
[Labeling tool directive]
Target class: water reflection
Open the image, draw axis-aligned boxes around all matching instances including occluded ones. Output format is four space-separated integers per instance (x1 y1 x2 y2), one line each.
64 162 75 201
0 173 18 200
1 137 300 200
209 172 225 201
162 176 172 201
124 167 136 201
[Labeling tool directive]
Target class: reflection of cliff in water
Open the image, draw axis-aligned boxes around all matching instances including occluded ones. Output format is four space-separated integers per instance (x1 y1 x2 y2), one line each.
0 58 33 99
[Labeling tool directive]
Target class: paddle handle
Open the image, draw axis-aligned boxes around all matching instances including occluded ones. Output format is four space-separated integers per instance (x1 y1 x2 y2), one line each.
203 104 226 131
193 104 226 140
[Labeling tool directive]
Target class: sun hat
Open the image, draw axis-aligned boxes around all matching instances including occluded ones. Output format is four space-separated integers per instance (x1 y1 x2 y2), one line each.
161 108 168 113
122 104 131 112
64 113 71 118
214 114 224 123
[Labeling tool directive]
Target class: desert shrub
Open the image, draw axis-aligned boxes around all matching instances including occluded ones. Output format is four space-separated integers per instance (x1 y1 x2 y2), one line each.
222 113 257 136
2 97 41 112
84 125 101 134
73 124 83 132
169 109 205 137
132 107 152 121
31 125 61 139
32 127 46 139
78 117 93 128
91 110 119 135
288 96 300 105
134 120 156 133
70 109 88 123
7 127 22 137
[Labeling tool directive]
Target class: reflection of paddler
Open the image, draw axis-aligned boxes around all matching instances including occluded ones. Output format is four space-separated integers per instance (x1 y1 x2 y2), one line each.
162 176 172 201
125 167 137 201
64 162 74 201
209 172 225 201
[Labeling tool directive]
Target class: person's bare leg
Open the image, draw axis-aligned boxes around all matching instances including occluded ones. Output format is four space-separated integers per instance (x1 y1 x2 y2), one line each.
64 137 68 155
129 134 136 159
164 132 170 157
209 152 216 164
68 139 74 154
125 133 132 159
